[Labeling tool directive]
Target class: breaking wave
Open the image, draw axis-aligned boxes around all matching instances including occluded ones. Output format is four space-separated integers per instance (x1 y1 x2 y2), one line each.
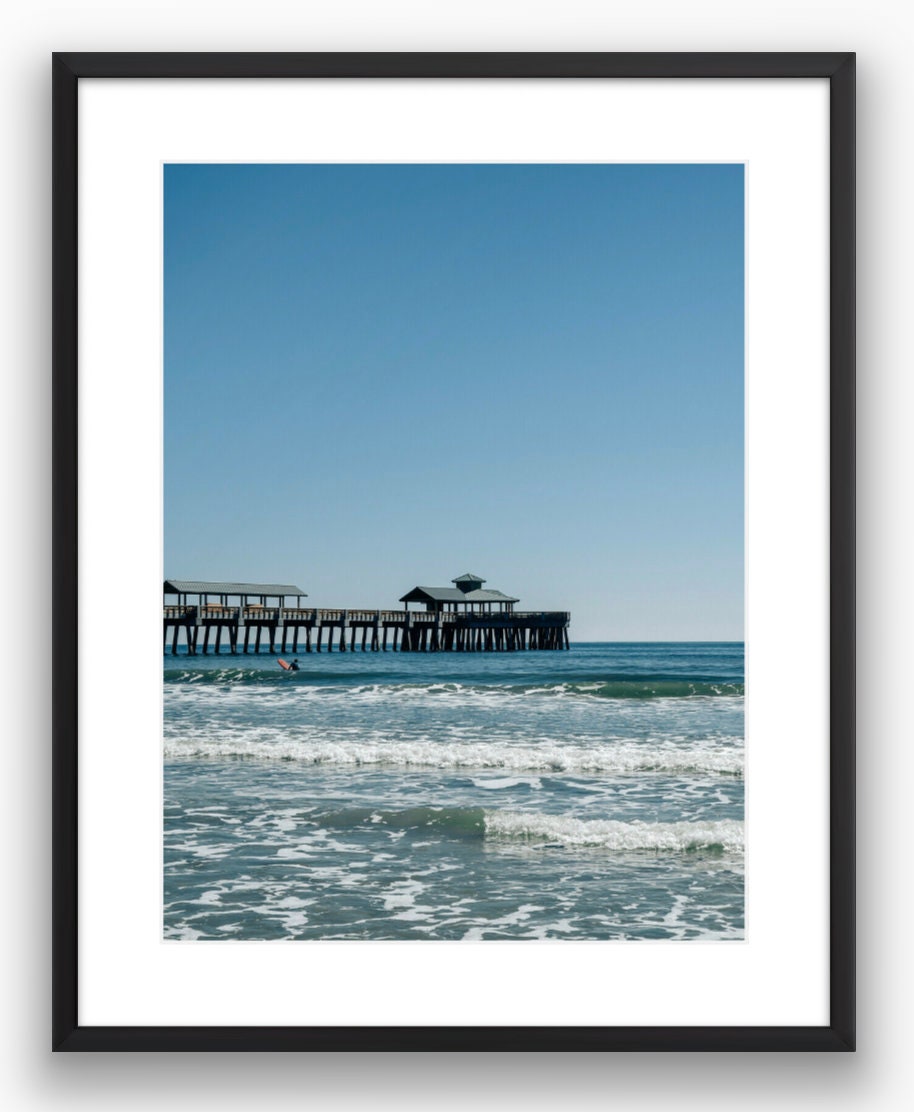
163 734 743 776
485 812 744 853
315 805 744 853
163 670 743 700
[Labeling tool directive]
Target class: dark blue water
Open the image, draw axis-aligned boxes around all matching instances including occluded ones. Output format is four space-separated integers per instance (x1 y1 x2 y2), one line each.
164 643 744 940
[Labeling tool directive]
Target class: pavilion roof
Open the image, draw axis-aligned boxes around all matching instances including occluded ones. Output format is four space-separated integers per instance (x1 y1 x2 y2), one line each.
164 579 307 597
399 586 519 604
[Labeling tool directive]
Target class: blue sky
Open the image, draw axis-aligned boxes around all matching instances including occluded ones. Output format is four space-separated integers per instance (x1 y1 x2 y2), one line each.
164 163 743 640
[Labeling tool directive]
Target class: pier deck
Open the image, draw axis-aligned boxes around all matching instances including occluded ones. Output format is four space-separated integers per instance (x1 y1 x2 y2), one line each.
163 606 571 655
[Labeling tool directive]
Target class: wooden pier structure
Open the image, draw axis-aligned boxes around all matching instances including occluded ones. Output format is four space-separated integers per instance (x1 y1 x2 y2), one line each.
163 576 570 655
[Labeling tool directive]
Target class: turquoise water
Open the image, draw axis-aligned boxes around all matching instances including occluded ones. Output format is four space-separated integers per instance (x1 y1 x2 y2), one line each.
164 643 744 940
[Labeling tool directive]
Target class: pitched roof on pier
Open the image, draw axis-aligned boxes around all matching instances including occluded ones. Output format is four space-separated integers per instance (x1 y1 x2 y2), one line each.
164 579 307 597
400 586 519 604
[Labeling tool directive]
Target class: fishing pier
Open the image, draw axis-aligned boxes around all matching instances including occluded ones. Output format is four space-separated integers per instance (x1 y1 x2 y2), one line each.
163 575 570 655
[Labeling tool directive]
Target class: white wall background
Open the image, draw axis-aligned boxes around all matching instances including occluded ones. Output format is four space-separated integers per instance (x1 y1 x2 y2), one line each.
0 1 901 1108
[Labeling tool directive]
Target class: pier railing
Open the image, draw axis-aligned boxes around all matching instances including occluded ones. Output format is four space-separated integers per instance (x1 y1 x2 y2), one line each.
166 606 570 624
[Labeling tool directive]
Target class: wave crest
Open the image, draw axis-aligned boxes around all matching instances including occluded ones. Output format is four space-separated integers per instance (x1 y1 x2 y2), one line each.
314 805 743 853
163 736 743 776
163 670 743 700
485 812 744 852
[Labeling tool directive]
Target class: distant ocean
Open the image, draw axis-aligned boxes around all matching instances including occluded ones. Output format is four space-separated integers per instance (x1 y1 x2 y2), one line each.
164 643 744 941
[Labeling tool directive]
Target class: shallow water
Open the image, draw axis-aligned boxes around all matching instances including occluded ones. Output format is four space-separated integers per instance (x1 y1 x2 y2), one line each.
164 643 744 940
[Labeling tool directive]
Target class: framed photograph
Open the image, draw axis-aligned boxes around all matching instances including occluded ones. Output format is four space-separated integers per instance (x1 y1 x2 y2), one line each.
53 52 854 1051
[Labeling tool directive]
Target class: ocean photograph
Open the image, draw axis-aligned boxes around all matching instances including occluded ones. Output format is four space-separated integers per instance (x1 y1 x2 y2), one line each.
164 163 745 942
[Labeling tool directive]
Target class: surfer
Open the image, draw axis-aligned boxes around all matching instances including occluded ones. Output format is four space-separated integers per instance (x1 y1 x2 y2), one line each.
278 658 300 672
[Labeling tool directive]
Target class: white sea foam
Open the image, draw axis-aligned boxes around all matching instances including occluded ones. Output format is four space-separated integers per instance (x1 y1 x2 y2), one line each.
471 776 544 790
461 904 544 939
381 878 426 911
163 733 743 776
483 812 744 852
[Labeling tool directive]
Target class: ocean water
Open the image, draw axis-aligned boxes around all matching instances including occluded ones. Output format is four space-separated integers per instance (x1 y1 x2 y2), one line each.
164 642 744 941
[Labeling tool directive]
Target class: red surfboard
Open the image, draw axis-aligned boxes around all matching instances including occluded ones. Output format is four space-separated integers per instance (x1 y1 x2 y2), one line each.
277 658 293 671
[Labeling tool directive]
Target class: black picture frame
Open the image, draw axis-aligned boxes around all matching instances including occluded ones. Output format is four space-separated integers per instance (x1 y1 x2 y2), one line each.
52 51 855 1052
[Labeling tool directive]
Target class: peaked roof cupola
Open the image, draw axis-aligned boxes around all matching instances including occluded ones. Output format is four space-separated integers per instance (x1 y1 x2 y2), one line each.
452 573 486 593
